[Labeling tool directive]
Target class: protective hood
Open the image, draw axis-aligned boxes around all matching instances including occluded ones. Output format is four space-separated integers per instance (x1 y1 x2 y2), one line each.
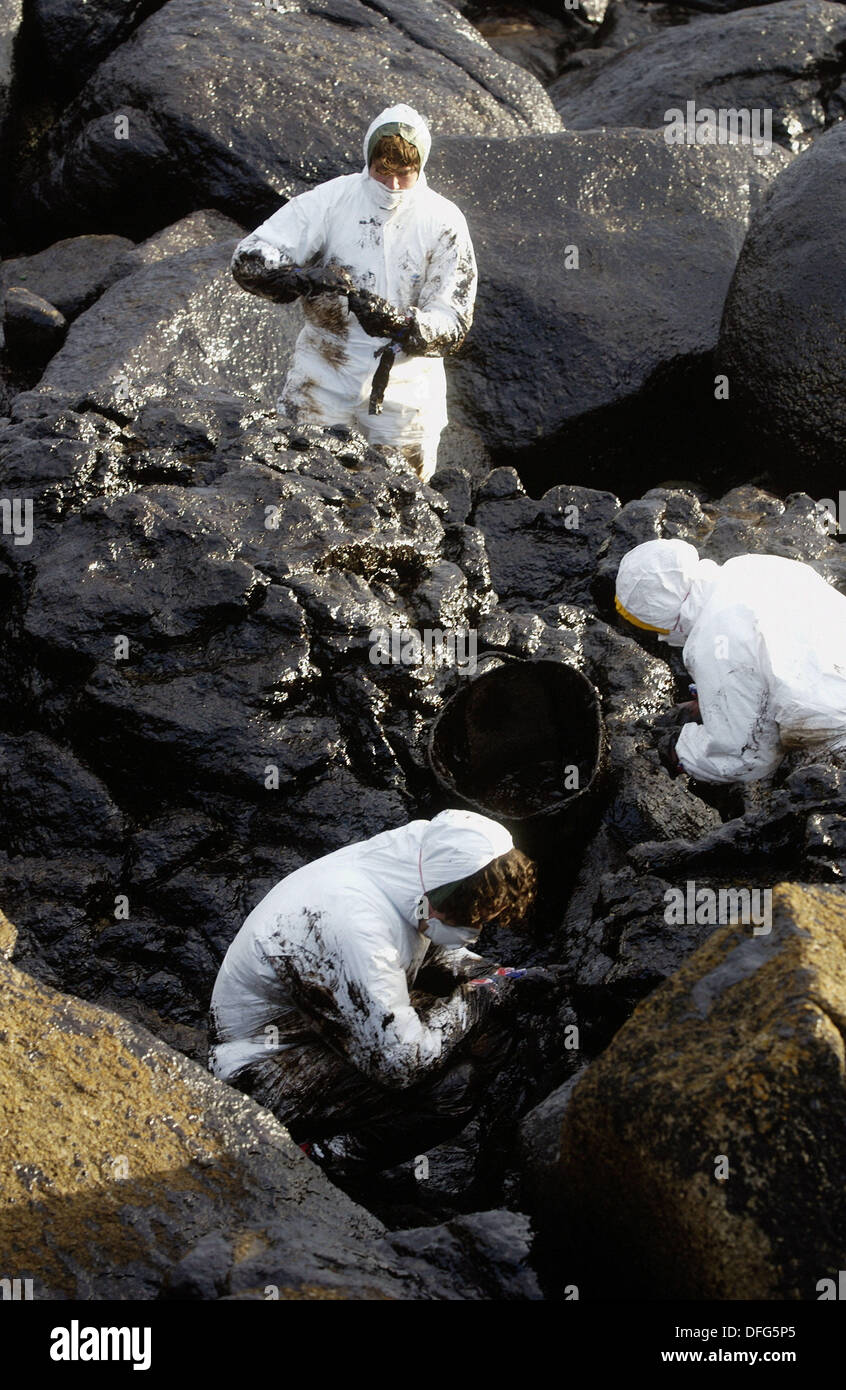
362 103 430 211
363 103 431 171
419 809 513 894
615 539 721 647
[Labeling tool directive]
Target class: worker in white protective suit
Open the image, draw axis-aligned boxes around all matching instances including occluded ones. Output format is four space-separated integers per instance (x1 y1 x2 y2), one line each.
615 539 846 783
229 103 477 482
208 810 538 1170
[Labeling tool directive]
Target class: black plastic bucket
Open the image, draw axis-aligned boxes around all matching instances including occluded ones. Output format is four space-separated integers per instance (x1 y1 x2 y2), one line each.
428 656 608 862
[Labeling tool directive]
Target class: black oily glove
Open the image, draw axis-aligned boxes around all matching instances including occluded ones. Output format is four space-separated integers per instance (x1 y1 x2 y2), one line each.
347 288 411 340
232 246 301 304
397 314 429 355
655 727 684 778
460 977 510 1030
461 968 520 1015
232 249 351 305
293 265 354 299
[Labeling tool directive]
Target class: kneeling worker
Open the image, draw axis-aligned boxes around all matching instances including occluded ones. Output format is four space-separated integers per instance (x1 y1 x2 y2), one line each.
208 810 537 1167
615 538 846 783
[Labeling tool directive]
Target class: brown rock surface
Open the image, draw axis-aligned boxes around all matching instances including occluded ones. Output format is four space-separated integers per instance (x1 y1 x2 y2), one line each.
523 882 846 1299
0 927 430 1299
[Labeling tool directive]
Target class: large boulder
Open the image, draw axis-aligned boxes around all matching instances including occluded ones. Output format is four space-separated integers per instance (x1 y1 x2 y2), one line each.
471 468 620 610
522 882 846 1299
13 0 562 240
0 213 249 412
551 0 846 152
718 120 846 496
29 0 159 89
0 918 540 1299
125 209 246 268
0 233 135 319
429 129 789 494
548 1 706 103
25 236 293 418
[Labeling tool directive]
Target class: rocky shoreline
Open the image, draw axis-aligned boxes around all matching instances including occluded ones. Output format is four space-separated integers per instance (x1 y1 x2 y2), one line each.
1 0 844 1301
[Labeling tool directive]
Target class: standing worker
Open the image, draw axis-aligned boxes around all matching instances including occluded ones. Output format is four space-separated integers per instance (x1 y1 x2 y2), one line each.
208 810 537 1171
615 538 846 783
230 103 477 483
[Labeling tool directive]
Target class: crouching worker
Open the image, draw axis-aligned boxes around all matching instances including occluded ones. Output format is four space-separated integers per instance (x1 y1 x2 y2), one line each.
615 538 846 783
208 810 537 1172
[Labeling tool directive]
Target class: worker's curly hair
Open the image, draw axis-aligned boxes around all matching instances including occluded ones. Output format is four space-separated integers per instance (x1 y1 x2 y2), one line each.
440 848 538 932
370 133 421 172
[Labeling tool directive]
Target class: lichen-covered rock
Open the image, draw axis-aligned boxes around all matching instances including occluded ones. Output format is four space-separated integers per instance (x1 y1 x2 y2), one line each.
528 882 846 1299
0 939 526 1299
718 120 846 495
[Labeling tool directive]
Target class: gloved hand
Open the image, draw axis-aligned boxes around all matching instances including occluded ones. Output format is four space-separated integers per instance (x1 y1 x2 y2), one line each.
347 288 412 341
232 246 301 304
286 265 354 299
654 696 701 730
463 966 525 995
461 969 515 1027
655 728 684 778
232 250 352 305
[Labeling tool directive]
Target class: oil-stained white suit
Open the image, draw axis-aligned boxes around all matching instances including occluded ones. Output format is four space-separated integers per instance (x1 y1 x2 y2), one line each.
209 810 512 1094
616 539 846 782
230 104 477 481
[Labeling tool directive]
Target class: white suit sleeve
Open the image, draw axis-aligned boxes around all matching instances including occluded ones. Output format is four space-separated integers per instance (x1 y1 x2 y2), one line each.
408 212 477 356
675 636 783 783
268 921 488 1090
230 187 329 294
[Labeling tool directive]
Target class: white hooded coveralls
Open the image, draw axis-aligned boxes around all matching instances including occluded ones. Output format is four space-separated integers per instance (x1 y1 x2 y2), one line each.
615 540 846 783
230 104 477 482
209 810 512 1092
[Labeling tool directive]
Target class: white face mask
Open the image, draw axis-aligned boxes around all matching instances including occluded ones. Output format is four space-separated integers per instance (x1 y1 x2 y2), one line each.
367 174 409 211
418 896 480 949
